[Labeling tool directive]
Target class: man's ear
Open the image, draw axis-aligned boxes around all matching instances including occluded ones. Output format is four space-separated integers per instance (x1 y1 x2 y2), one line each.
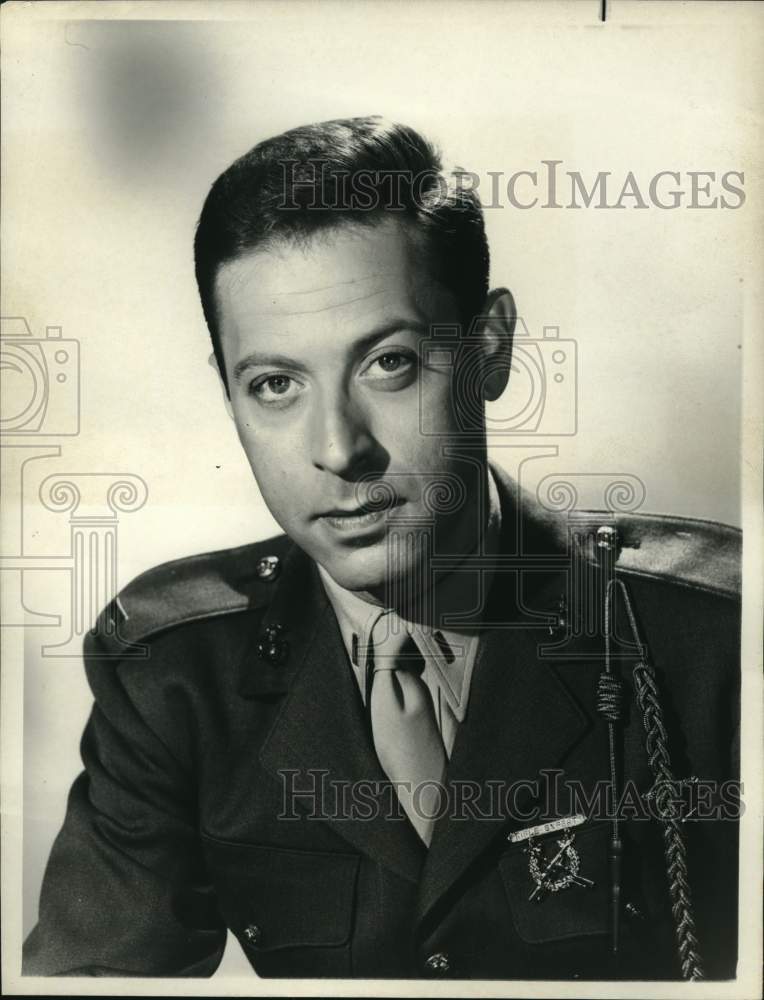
477 287 516 401
208 352 234 419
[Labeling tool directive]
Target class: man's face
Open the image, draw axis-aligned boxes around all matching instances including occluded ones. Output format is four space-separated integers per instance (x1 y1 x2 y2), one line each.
215 218 486 596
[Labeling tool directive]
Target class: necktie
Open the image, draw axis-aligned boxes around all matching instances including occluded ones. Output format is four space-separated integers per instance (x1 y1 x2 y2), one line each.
369 611 447 846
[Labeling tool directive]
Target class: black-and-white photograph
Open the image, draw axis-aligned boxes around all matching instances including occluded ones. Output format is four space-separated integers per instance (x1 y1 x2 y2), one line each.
2 1 762 995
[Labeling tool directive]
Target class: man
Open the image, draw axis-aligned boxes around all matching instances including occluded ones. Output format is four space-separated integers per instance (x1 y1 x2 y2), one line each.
23 117 740 981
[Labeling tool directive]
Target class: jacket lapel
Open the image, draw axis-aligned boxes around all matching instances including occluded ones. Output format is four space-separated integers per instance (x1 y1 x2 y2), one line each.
255 544 425 885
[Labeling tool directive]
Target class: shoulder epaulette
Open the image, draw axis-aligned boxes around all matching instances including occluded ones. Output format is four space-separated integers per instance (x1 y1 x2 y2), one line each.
100 533 292 646
492 468 741 601
613 511 741 598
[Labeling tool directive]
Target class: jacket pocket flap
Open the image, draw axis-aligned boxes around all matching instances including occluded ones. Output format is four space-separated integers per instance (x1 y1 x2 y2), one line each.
201 836 360 951
499 820 610 945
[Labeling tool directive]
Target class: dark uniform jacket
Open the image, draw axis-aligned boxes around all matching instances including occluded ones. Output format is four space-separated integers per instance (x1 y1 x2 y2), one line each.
23 467 741 980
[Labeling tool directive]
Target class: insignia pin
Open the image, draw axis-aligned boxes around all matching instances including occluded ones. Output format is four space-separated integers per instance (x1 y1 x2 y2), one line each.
526 832 595 903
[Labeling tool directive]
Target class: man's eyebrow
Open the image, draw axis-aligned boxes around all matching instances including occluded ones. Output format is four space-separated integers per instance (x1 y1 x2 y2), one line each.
231 319 428 384
233 352 308 382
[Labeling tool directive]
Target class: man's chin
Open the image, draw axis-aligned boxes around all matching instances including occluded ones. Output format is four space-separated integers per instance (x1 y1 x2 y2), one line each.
314 545 408 598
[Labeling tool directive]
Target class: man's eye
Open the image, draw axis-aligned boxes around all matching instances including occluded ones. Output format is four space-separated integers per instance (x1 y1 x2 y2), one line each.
365 351 416 380
249 374 301 404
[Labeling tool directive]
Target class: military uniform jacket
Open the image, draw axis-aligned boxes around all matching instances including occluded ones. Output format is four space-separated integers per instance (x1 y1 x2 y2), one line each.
23 468 741 980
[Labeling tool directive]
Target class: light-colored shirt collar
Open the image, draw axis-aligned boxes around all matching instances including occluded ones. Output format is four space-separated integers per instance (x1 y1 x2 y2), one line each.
319 468 502 723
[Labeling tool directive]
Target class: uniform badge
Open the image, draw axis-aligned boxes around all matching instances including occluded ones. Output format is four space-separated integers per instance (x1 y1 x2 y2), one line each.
507 814 595 903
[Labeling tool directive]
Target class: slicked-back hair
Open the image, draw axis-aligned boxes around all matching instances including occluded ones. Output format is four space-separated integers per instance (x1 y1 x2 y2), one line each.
194 116 490 391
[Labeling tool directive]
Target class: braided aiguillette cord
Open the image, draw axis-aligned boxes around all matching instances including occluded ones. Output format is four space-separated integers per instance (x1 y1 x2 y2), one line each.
615 579 705 981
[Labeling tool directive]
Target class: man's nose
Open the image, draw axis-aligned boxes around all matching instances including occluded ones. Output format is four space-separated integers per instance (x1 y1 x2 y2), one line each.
310 391 377 478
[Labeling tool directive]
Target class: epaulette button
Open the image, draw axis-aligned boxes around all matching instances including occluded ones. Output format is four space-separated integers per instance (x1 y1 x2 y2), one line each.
597 525 617 550
256 555 280 581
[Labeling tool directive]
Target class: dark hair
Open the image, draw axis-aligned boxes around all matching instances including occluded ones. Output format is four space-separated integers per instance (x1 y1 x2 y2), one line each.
194 116 489 389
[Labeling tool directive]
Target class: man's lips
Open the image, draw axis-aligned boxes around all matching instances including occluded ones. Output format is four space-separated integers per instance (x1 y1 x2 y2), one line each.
317 494 405 518
315 497 405 531
322 509 387 531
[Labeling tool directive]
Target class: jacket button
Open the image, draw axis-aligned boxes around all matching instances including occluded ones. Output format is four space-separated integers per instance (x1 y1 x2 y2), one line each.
243 923 262 946
424 951 450 976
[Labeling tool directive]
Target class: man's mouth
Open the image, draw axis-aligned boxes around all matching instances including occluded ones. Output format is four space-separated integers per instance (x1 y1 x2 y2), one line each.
318 497 405 533
322 509 386 531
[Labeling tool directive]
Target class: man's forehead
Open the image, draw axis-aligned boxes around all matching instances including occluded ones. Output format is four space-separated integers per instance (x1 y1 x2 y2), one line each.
214 220 450 323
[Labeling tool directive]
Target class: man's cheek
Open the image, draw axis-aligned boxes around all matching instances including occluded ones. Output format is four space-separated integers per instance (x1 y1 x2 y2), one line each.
393 407 456 471
238 440 284 500
382 396 444 464
417 376 463 440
